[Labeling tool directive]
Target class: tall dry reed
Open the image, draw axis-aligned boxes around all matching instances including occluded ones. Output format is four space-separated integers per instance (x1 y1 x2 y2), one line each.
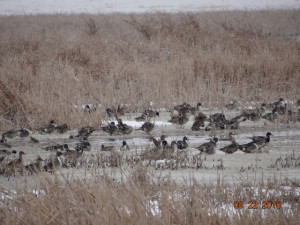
0 10 299 129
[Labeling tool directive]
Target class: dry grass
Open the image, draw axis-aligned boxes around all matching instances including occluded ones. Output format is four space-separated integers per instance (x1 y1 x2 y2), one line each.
0 10 300 129
0 166 299 225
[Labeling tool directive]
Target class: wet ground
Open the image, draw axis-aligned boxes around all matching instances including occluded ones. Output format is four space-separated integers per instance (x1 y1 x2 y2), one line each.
0 108 300 189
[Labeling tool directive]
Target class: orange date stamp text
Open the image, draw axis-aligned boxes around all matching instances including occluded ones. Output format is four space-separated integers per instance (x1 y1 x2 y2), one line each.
234 201 281 209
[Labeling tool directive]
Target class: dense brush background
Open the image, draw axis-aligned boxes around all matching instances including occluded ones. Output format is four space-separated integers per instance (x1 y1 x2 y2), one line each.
0 10 300 129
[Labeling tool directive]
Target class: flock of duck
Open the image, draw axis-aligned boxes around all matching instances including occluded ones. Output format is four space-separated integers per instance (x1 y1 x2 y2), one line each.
0 97 299 176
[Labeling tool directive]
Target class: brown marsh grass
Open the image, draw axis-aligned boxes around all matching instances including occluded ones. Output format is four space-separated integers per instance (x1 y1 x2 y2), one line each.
0 10 300 129
0 166 299 225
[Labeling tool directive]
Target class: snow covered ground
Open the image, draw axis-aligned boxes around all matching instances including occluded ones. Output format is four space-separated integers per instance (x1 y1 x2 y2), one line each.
0 0 299 15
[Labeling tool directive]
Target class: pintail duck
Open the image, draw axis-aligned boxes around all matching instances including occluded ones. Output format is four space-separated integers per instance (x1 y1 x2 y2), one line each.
287 109 300 122
219 139 239 154
196 137 218 155
239 142 259 153
174 102 188 111
177 136 188 149
162 140 177 159
168 114 189 126
226 116 247 129
134 114 148 122
136 122 155 134
243 113 261 122
25 157 44 174
101 144 115 151
225 101 237 110
101 122 118 136
0 137 12 148
117 119 133 135
43 144 69 151
43 151 63 173
0 149 13 155
144 110 160 118
3 129 19 139
77 126 95 138
76 141 91 151
106 104 127 118
29 136 39 144
55 124 69 134
250 132 272 146
262 112 278 122
39 120 56 134
18 128 30 138
120 141 130 151
242 104 266 116
191 112 207 131
7 151 25 167
149 135 167 151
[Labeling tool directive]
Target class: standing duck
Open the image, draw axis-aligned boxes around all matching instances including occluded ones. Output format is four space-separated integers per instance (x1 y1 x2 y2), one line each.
43 151 63 173
25 157 44 174
7 151 25 168
250 132 272 146
120 141 130 151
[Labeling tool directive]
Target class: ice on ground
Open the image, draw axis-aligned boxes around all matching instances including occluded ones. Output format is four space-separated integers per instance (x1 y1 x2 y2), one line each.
0 0 299 15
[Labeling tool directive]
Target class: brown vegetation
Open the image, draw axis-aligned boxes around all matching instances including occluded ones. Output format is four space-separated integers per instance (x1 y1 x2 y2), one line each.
0 10 299 129
0 167 299 225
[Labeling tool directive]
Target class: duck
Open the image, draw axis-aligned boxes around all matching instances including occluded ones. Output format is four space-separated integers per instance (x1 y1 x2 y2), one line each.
75 141 91 151
168 114 189 126
101 144 115 151
18 128 30 138
177 136 188 149
106 104 126 118
149 135 167 151
134 114 148 122
25 157 44 174
120 141 130 151
162 140 177 159
77 126 95 138
43 151 63 173
191 112 207 131
7 151 25 168
43 144 68 152
55 124 69 134
0 149 13 155
117 119 133 135
187 103 202 115
38 120 56 134
196 137 218 155
0 136 12 148
29 136 39 144
225 101 237 110
219 139 239 154
226 116 247 129
243 113 262 122
239 142 259 153
101 122 118 136
262 112 278 122
250 132 272 146
144 110 160 118
136 122 155 134
3 129 19 139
